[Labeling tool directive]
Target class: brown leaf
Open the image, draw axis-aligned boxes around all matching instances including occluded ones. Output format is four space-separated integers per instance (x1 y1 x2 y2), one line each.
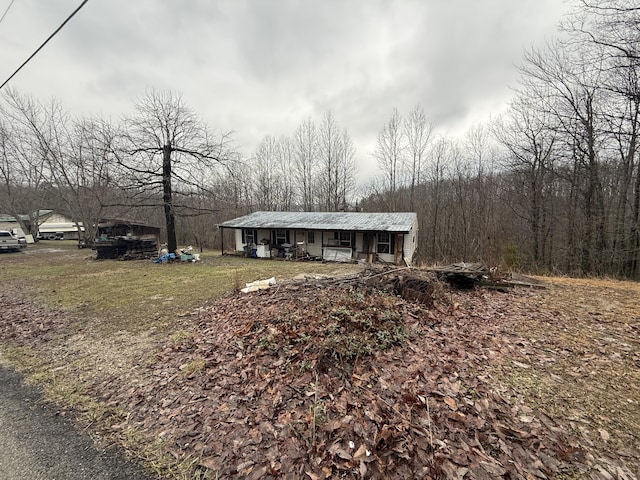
479 460 507 476
448 411 467 423
198 457 219 470
353 444 368 460
444 396 458 411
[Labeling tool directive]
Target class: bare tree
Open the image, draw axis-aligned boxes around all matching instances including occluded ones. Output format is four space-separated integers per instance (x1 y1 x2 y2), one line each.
278 136 296 210
520 40 608 274
373 108 404 210
218 154 252 214
462 123 501 260
293 118 318 210
0 94 48 236
424 136 452 259
563 0 640 65
404 105 432 210
1 89 120 241
118 89 233 253
563 0 640 276
253 135 282 210
493 93 558 267
65 117 123 244
338 129 356 210
317 111 355 211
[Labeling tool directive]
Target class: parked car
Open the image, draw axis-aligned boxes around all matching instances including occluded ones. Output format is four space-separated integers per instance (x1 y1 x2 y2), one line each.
0 230 22 252
54 232 64 240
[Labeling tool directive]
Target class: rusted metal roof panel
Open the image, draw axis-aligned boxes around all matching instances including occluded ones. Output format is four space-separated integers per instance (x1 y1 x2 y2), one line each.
218 211 417 232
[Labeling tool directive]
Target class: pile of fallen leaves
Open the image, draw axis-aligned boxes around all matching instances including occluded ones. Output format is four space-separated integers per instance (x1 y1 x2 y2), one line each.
0 291 71 347
2 273 638 479
88 279 587 479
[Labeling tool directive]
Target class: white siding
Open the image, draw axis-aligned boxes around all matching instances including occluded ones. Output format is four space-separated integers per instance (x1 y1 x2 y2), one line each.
355 233 363 252
234 229 243 251
403 233 412 259
399 217 418 262
39 212 84 237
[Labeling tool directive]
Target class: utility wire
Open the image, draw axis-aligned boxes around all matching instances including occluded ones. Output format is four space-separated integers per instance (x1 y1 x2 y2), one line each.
0 0 90 91
0 0 16 25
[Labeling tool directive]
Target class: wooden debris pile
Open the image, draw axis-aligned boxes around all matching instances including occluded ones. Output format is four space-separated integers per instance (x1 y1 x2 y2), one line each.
284 266 442 306
361 269 439 306
427 263 546 291
427 262 489 289
95 237 158 260
87 280 586 479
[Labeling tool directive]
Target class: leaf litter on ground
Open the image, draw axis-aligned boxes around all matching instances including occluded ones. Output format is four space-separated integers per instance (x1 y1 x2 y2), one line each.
1 270 639 479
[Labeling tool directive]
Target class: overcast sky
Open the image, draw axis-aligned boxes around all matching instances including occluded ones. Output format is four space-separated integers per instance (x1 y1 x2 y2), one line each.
1 0 570 182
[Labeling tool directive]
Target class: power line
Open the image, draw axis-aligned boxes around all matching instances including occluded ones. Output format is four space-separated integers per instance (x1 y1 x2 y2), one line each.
0 0 16 25
0 0 90 91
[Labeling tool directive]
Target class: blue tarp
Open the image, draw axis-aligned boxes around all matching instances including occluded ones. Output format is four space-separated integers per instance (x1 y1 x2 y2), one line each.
153 253 176 263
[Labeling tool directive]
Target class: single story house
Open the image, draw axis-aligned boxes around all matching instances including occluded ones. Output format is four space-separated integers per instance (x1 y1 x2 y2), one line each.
0 210 84 240
218 211 418 265
38 212 84 240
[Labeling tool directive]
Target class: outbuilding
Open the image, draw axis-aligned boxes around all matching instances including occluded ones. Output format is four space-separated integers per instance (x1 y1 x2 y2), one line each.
94 219 161 259
218 211 418 265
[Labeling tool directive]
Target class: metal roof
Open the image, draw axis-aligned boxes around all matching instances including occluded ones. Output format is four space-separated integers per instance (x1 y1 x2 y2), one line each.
218 211 417 233
98 218 161 230
0 210 53 223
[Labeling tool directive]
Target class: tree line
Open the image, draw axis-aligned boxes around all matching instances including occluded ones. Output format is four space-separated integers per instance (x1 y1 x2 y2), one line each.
1 0 638 278
0 88 357 253
363 0 640 279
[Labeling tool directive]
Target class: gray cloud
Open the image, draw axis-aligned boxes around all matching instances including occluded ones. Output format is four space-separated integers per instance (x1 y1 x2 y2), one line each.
0 0 569 181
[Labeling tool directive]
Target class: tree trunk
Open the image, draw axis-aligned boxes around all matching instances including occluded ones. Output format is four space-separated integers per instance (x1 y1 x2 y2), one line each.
631 148 640 278
163 143 177 253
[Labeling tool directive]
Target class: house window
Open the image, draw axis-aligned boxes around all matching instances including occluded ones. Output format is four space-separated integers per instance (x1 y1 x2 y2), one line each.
377 232 393 254
307 231 315 244
337 231 352 247
242 229 257 245
272 229 290 245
